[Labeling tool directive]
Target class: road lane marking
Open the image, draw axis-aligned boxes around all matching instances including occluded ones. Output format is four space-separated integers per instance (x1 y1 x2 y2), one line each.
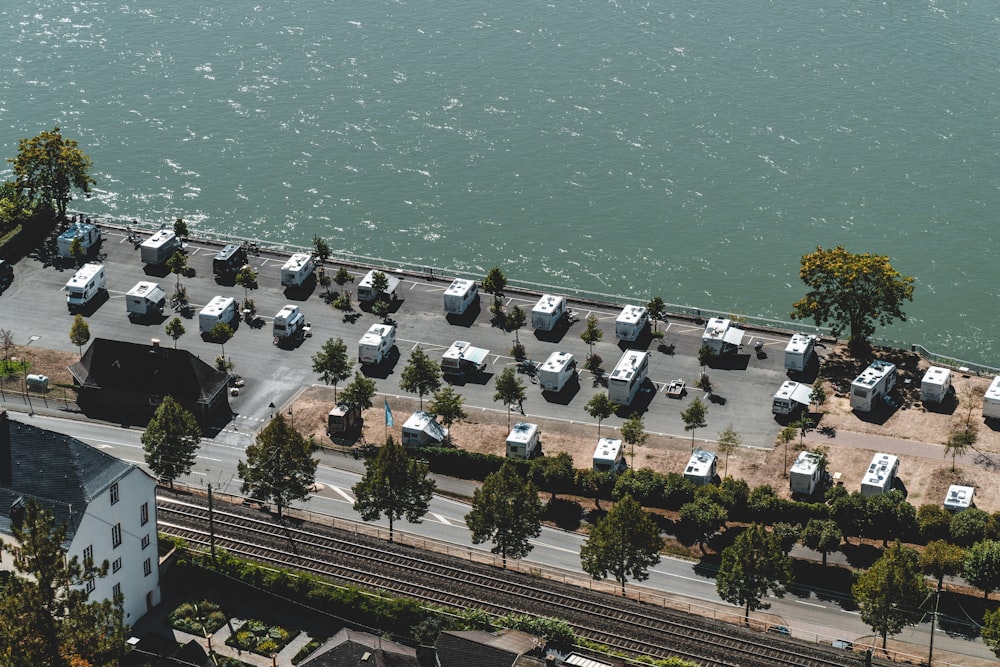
431 513 453 526
796 600 826 608
330 486 354 503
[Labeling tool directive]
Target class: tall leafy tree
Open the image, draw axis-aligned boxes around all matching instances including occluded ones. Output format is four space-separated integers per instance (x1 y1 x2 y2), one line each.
852 541 928 651
165 316 186 349
238 414 318 520
333 266 355 304
950 508 996 547
208 321 234 363
173 217 189 239
619 412 647 470
984 608 1000 659
429 386 467 444
791 245 915 355
867 490 918 547
584 393 618 437
466 461 543 568
799 518 842 566
371 271 390 299
505 305 527 343
920 540 966 594
340 372 377 411
679 496 728 553
715 424 741 478
530 452 575 501
141 395 202 490
312 235 331 264
827 487 870 544
963 539 1000 600
10 127 95 218
716 523 792 627
680 397 708 450
353 436 436 543
235 264 258 306
311 337 352 401
399 346 442 411
483 266 507 299
580 494 663 595
166 250 187 290
580 314 602 361
646 296 666 333
69 314 90 356
493 366 527 431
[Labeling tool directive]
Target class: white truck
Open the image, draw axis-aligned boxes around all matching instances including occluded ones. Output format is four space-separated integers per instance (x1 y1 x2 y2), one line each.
531 294 567 332
772 380 812 416
592 437 626 474
273 305 306 343
615 305 648 342
441 340 490 377
860 452 899 497
358 323 396 365
789 451 824 496
57 221 101 258
443 278 478 315
920 366 952 404
280 253 316 287
198 296 237 333
684 447 718 486
125 281 166 319
701 317 744 355
358 269 401 303
506 422 541 459
984 376 1000 420
140 229 183 266
784 333 817 372
850 360 897 412
608 349 649 406
537 351 576 392
65 262 107 313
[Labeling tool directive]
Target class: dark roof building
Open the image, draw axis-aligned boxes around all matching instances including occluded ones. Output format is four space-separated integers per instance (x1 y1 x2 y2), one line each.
300 628 421 667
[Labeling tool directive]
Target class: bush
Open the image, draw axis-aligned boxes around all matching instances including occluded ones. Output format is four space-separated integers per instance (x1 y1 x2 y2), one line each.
167 599 227 636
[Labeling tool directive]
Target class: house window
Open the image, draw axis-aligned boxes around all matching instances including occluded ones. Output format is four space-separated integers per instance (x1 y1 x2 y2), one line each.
112 583 121 600
86 578 95 593
143 558 152 577
112 557 122 573
83 545 93 565
141 534 150 550
140 502 149 526
110 483 119 505
112 523 122 548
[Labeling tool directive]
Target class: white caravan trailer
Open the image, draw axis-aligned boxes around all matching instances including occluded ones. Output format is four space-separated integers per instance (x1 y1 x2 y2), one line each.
198 296 237 333
944 485 975 512
280 253 315 287
921 366 952 404
401 411 448 447
140 229 183 265
125 281 166 319
57 221 101 258
860 453 899 497
684 447 717 486
608 350 649 405
531 294 567 332
850 360 897 412
772 381 812 416
984 376 1000 420
784 333 817 372
273 305 306 342
592 437 626 474
701 317 744 355
443 278 478 315
506 422 541 459
358 323 396 365
615 305 648 342
357 269 401 303
65 262 107 313
789 451 823 496
441 340 489 377
537 351 577 392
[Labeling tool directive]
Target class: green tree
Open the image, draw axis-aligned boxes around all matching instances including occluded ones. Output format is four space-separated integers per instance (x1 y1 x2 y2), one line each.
984 608 1000 659
697 344 716 371
429 386 467 444
340 372 377 411
333 266 354 305
235 264 259 306
867 490 917 547
950 508 997 548
920 540 966 594
311 337 352 401
10 127 95 218
771 522 802 555
69 314 90 356
580 495 664 595
715 424 741 478
963 539 1000 599
584 393 618 437
173 217 189 239
777 424 797 476
68 236 84 265
917 503 953 543
809 379 827 411
852 541 928 651
371 271 390 299
208 321 234 363
505 305 527 344
646 296 666 334
530 452 575 501
827 487 870 544
620 413 647 470
166 249 187 290
141 395 202 490
165 316 185 349
0 503 125 667
466 461 543 568
0 181 32 232
680 397 708 450
580 314 602 362
944 428 976 473
799 518 842 566
716 523 792 627
493 366 527 431
238 413 318 520
791 245 915 355
679 496 728 553
372 296 392 322
399 346 442 411
483 266 507 299
312 235 331 264
353 436 436 543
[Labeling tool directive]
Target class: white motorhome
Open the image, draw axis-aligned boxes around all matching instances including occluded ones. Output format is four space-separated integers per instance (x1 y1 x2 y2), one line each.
850 360 897 412
198 296 237 333
772 380 812 416
358 269 401 303
140 229 183 265
280 253 316 287
506 422 541 459
443 278 478 315
57 221 101 258
784 333 817 372
944 485 975 512
701 317 744 355
64 262 107 313
358 323 396 365
860 453 899 497
531 294 567 332
984 376 1000 420
401 411 448 447
592 437 626 474
441 340 490 377
608 350 649 406
684 447 717 486
125 281 166 319
920 366 952 404
789 451 824 496
273 305 306 342
537 351 577 392
615 305 648 342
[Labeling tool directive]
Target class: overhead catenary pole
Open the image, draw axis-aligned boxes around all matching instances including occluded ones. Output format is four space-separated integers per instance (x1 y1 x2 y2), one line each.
207 483 216 565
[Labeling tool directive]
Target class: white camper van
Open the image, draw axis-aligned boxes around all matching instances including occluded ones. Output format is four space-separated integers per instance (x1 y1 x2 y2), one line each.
701 317 744 355
401 411 448 447
784 333 817 372
358 269 401 303
608 350 649 406
273 305 306 343
789 451 824 496
506 422 541 459
615 305 648 342
850 360 897 412
441 340 489 377
984 377 1000 420
358 323 396 365
537 351 577 392
921 367 952 404
65 262 107 313
443 278 478 315
140 229 183 265
198 296 237 333
944 485 975 512
531 294 567 332
772 381 812 416
280 253 315 287
860 453 899 497
57 221 101 258
125 281 166 319
684 447 717 486
592 437 626 474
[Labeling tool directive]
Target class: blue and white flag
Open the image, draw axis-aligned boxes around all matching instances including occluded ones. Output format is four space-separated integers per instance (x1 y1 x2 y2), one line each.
384 398 393 427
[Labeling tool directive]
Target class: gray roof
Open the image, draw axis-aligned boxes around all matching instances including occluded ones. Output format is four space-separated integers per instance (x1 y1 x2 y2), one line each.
301 628 420 667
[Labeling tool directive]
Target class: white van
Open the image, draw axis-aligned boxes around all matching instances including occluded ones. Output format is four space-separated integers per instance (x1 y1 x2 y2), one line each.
443 278 478 315
358 323 396 365
615 305 648 342
65 262 107 313
199 296 237 333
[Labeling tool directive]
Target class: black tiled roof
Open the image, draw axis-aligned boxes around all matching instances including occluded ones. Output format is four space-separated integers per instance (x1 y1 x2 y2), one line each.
435 632 519 667
301 629 420 667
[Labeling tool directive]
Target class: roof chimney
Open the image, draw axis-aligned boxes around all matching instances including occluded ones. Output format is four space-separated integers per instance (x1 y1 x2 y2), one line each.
0 409 11 486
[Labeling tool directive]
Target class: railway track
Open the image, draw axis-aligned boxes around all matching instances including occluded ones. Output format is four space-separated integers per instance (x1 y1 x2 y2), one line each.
157 494 873 667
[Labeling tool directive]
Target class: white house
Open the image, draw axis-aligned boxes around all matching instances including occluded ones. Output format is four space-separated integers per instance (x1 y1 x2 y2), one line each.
0 409 160 627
